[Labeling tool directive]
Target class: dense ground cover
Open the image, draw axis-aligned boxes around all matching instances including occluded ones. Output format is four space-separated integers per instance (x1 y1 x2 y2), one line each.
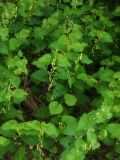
0 0 120 159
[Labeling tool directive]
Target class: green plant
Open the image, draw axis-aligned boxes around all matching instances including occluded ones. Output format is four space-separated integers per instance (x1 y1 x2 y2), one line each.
0 0 120 159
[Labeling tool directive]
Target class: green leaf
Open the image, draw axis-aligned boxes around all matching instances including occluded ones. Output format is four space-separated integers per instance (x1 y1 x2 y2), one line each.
16 29 30 39
89 29 97 38
17 58 28 74
112 105 120 116
81 54 93 64
55 67 69 80
113 6 120 16
66 147 85 160
0 120 18 131
20 121 41 140
95 67 114 82
0 27 9 41
0 90 13 102
9 38 21 51
87 129 100 150
10 75 21 88
62 115 77 136
34 27 46 38
68 76 75 88
6 56 28 74
56 54 71 68
0 136 11 147
21 135 39 145
101 57 114 66
71 43 87 52
4 2 17 19
18 0 33 15
13 89 28 104
74 138 88 153
32 54 51 69
114 71 120 80
49 101 63 115
31 69 48 83
3 107 23 120
77 114 95 131
60 137 74 148
94 109 112 124
49 35 69 51
107 123 120 138
101 55 120 66
0 120 18 137
98 31 113 43
53 84 68 97
32 150 44 160
77 73 97 87
114 143 120 154
0 42 9 55
36 106 50 119
13 146 26 160
42 122 58 138
0 136 11 157
77 93 90 105
64 94 77 106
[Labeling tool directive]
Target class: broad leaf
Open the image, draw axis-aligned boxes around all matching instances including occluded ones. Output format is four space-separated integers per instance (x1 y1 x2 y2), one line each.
32 54 51 69
49 101 63 115
64 94 77 106
13 89 28 104
42 122 58 138
107 123 120 138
